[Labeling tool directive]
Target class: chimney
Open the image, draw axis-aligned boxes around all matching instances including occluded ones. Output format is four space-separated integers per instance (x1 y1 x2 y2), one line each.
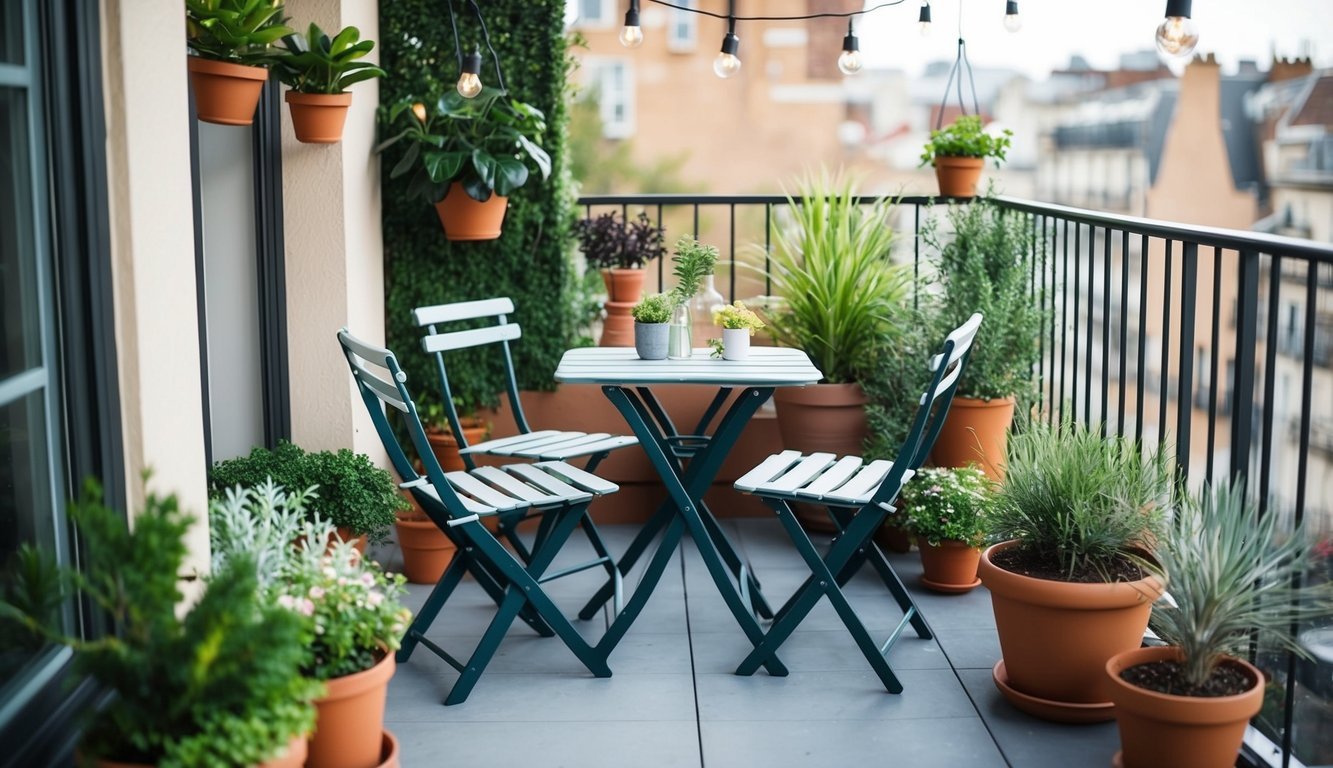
1268 55 1314 83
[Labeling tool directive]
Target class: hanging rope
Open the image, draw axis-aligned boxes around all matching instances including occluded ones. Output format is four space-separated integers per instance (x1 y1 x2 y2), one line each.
934 0 981 129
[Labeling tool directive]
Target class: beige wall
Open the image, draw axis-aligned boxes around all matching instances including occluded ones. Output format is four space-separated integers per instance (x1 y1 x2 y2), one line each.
102 0 211 577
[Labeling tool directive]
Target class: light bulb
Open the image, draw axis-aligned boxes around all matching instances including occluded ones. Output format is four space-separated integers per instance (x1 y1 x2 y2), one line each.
1003 0 1021 32
457 49 483 98
918 2 932 36
838 49 864 76
714 31 741 79
620 3 643 48
1155 16 1199 58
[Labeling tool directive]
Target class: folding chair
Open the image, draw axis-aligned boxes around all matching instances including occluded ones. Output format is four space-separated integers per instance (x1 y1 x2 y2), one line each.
338 329 619 705
730 313 983 693
412 298 637 595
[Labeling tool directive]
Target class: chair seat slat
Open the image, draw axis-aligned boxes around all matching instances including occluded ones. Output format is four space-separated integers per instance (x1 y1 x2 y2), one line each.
503 464 592 504
509 432 615 458
471 466 565 506
417 483 496 516
445 471 527 512
487 431 601 456
816 460 895 504
801 456 866 497
734 450 803 493
533 461 620 495
459 430 564 455
762 453 837 493
533 435 640 460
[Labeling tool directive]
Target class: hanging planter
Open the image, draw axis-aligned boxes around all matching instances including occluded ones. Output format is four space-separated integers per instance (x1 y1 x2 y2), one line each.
184 0 292 126
919 117 1012 198
187 57 271 125
274 23 385 144
434 183 509 241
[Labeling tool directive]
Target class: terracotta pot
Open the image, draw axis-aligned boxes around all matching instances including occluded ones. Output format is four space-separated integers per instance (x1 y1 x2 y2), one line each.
257 734 308 768
915 537 982 593
930 396 1015 481
433 183 508 241
395 514 457 584
933 156 986 198
308 653 396 768
773 383 869 534
334 526 368 555
600 300 636 347
426 419 489 472
285 91 352 144
187 56 268 126
979 540 1164 722
374 731 400 768
606 268 646 303
1106 646 1263 768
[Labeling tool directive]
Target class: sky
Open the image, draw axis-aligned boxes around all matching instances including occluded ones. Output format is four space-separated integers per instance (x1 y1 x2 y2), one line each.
855 0 1330 79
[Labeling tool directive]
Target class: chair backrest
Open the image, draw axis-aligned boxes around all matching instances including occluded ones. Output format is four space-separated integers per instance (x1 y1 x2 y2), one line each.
412 298 530 470
868 312 984 508
337 328 483 527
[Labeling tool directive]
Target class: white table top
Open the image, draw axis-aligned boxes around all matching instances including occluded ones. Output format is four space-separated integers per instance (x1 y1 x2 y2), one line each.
554 347 823 386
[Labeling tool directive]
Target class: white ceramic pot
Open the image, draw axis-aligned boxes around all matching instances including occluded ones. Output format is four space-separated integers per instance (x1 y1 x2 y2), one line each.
721 328 750 360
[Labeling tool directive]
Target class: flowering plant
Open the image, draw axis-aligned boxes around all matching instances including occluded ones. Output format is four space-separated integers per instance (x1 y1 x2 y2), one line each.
713 301 765 334
899 466 996 547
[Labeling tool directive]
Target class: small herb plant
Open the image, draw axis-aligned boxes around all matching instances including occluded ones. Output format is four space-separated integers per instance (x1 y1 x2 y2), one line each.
714 301 765 333
185 0 293 67
274 23 385 94
576 211 666 271
706 338 725 358
209 480 318 591
900 466 996 548
667 235 718 307
632 293 672 324
919 115 1013 168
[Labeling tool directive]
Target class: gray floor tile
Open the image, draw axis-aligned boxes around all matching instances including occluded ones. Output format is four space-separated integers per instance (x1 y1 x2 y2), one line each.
935 627 1003 670
688 630 950 675
695 668 978 721
391 720 702 768
699 717 1007 768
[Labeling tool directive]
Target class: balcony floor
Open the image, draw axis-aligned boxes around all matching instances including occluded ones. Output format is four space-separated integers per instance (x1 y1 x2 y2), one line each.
382 519 1120 767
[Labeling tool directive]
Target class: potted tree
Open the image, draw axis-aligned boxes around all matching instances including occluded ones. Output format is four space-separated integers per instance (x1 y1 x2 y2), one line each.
185 0 292 126
919 115 1013 198
709 301 765 361
926 196 1041 479
980 421 1172 722
273 22 385 144
378 89 552 241
1105 481 1333 768
899 466 996 593
665 235 719 359
631 293 672 360
576 211 667 346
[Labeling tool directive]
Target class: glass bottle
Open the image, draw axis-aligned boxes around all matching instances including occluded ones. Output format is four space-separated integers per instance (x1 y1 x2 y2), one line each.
667 303 692 359
690 274 726 349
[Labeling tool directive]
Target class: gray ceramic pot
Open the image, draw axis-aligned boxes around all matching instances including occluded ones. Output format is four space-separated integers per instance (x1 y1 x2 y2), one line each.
634 322 669 360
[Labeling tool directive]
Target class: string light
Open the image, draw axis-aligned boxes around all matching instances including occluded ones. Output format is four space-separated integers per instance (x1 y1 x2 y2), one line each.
838 19 864 76
456 48 483 98
1003 0 1021 32
1155 0 1199 58
714 15 742 79
619 0 643 48
918 1 932 36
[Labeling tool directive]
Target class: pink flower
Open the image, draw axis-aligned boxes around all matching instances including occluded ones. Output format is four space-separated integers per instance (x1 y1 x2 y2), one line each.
308 586 326 600
299 598 315 616
367 591 384 607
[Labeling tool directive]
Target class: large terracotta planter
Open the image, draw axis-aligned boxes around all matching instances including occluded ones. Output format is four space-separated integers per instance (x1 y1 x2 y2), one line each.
434 183 508 241
308 653 396 768
933 156 986 198
601 300 636 347
773 383 869 533
930 396 1015 481
187 57 269 126
1106 646 1263 768
395 514 457 584
285 91 353 144
426 419 489 472
604 268 646 303
915 537 982 593
979 540 1164 722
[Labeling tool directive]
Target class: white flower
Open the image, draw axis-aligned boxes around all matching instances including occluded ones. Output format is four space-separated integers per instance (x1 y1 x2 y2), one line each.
308 586 326 600
368 591 384 607
277 594 295 610
299 598 315 616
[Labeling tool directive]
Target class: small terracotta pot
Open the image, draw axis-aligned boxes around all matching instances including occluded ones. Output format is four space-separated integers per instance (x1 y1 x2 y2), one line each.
606 268 646 303
285 91 353 144
434 183 507 241
308 653 396 768
257 734 308 768
933 156 986 198
395 514 457 584
979 540 1164 722
1106 646 1263 768
374 731 400 768
915 537 982 593
930 396 1016 481
773 383 868 534
187 56 268 126
600 300 636 347
426 419 489 472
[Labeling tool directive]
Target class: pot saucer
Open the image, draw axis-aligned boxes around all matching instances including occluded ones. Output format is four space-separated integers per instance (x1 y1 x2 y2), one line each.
1111 751 1123 768
992 660 1117 723
920 575 982 594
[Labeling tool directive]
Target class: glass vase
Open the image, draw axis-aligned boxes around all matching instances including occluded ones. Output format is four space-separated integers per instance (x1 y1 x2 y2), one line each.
667 303 692 359
690 274 727 349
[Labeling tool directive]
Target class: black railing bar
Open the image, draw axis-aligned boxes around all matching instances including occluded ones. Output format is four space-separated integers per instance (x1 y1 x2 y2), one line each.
1136 234 1150 445
1038 215 1048 416
1258 254 1282 521
1101 226 1112 435
1060 219 1070 424
1230 250 1260 487
1158 239 1174 446
729 203 737 303
1083 223 1095 424
656 203 665 290
1118 229 1130 437
1205 246 1222 486
692 204 700 239
1175 242 1199 486
1075 222 1085 423
764 204 772 296
579 193 943 207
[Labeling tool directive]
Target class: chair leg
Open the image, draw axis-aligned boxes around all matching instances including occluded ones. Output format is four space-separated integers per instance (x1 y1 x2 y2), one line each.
578 504 674 620
398 552 469 663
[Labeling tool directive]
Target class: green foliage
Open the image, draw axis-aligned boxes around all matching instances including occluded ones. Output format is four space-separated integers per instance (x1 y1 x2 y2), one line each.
380 0 575 410
380 87 552 202
209 480 318 591
743 170 908 384
667 235 719 308
575 211 665 270
207 441 406 542
273 23 385 94
185 0 292 67
992 421 1171 579
862 301 937 459
1150 480 1333 688
0 544 65 660
901 466 997 547
919 115 1013 167
631 293 672 324
713 301 765 332
926 198 1042 400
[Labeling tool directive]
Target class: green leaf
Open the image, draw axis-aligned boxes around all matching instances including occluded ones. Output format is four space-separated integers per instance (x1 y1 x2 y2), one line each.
422 150 466 183
490 155 529 197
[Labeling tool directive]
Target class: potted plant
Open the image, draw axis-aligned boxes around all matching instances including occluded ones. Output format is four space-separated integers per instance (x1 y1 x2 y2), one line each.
1 480 321 768
1105 481 1333 768
378 89 552 240
980 421 1171 722
665 235 719 359
208 440 407 550
918 115 1013 197
709 301 765 361
419 399 490 473
576 211 666 346
185 0 292 125
273 22 385 144
899 466 996 593
631 293 672 360
925 196 1041 479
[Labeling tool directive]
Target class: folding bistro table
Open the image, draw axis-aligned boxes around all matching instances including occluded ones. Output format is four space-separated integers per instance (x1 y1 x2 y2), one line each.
554 347 822 675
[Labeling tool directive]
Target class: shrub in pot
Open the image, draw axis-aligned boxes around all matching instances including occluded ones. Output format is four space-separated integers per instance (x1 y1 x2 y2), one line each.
185 0 292 125
273 23 385 144
981 421 1171 722
918 115 1012 197
899 466 996 593
631 293 671 360
576 212 666 346
709 301 765 361
1105 480 1333 768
